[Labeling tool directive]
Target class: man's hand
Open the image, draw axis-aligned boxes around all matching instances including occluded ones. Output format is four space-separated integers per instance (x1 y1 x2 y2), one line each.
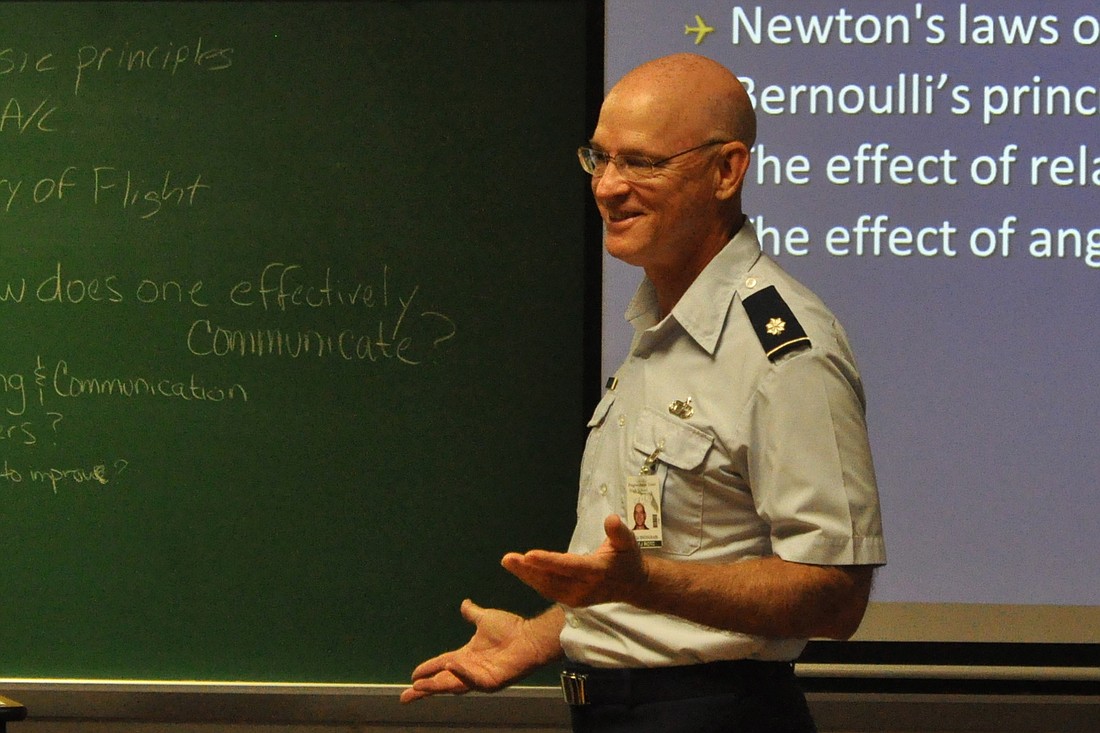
399 600 563 704
501 514 646 607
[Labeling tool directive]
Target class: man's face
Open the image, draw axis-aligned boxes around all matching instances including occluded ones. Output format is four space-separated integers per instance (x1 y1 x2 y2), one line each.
588 89 721 273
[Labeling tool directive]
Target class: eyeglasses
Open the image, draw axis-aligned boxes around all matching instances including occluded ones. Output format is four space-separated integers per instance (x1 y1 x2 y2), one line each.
576 140 730 181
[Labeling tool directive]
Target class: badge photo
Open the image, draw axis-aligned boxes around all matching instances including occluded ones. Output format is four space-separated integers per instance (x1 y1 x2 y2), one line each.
626 475 663 548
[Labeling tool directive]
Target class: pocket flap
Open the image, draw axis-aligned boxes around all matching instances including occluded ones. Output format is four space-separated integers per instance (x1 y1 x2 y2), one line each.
632 407 713 470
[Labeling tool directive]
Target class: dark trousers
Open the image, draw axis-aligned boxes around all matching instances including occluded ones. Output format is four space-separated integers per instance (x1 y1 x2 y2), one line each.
564 660 818 733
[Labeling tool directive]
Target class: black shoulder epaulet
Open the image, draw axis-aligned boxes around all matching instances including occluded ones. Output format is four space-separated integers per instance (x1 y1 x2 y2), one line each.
742 285 811 362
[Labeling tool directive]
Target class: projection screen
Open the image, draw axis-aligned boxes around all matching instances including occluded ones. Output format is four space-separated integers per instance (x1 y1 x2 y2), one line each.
601 0 1100 655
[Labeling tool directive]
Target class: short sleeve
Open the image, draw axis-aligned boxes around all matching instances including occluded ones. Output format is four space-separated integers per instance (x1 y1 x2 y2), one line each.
746 347 886 566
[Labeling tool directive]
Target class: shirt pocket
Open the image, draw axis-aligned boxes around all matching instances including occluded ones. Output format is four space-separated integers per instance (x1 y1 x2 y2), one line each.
631 407 714 556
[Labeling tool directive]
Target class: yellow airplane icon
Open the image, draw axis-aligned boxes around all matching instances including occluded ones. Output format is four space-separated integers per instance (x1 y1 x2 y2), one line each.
684 14 714 45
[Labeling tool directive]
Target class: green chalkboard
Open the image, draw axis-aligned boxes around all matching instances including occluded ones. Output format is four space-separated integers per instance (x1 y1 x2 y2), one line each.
0 1 596 683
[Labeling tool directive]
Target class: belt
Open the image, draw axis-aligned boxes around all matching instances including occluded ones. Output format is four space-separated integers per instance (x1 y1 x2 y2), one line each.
559 660 795 706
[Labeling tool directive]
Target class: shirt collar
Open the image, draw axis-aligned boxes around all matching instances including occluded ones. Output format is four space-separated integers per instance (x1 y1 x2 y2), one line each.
625 220 762 356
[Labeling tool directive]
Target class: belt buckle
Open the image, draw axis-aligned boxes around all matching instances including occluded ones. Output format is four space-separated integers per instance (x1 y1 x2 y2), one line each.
560 670 589 705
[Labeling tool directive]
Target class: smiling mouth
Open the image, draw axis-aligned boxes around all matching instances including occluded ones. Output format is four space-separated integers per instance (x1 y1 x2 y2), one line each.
607 211 640 224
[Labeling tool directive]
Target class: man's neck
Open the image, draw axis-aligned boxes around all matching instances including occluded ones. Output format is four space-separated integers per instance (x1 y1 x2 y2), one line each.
646 217 743 318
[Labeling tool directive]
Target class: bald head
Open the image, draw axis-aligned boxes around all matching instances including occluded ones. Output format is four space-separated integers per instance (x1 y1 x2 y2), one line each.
589 54 756 299
606 54 756 150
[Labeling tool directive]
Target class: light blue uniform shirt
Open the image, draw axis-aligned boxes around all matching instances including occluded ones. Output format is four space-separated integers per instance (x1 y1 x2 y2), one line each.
561 221 886 667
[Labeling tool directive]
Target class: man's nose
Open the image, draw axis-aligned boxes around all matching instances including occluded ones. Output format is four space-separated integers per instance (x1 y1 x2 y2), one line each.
592 162 631 199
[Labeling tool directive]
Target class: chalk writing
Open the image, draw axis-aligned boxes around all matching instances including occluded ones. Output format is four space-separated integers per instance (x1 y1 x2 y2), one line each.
0 166 209 217
0 421 36 445
0 47 58 75
1 370 27 415
74 38 233 94
0 262 459 365
47 359 248 403
1 350 259 453
0 359 65 446
0 265 214 306
0 97 57 133
91 167 210 218
0 262 454 320
4 36 234 96
229 262 402 311
1 458 129 493
1 17 463 506
33 263 124 304
186 314 456 366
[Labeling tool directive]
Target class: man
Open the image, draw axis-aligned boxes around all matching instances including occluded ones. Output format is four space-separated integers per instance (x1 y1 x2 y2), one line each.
401 53 885 732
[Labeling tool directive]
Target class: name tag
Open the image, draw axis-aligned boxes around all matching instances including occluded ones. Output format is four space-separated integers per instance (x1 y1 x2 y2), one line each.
626 474 662 548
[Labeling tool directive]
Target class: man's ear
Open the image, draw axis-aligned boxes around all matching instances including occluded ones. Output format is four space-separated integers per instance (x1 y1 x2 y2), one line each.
714 141 751 201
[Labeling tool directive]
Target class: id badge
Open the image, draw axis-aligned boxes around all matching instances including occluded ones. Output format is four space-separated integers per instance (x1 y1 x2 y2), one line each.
626 474 662 548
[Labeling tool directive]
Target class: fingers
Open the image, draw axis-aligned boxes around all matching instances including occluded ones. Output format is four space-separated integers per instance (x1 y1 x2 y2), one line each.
507 549 586 572
502 515 647 606
459 598 484 625
410 600 476 681
399 687 425 704
399 685 432 704
442 659 488 692
504 554 596 606
400 667 470 704
401 599 495 705
502 553 586 600
410 648 457 681
603 513 636 549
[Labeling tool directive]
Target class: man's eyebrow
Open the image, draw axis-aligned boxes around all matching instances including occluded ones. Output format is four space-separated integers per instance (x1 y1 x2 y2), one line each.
587 141 652 157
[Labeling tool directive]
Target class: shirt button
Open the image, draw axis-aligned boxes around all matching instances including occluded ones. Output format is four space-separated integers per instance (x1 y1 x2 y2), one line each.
745 276 758 289
598 483 608 496
617 415 626 427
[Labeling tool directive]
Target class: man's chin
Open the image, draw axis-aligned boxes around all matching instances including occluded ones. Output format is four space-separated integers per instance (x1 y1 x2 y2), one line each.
603 235 647 266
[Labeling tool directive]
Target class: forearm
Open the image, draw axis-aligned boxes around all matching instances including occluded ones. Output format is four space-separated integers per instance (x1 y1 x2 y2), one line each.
626 555 873 640
503 516 875 641
521 604 568 667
